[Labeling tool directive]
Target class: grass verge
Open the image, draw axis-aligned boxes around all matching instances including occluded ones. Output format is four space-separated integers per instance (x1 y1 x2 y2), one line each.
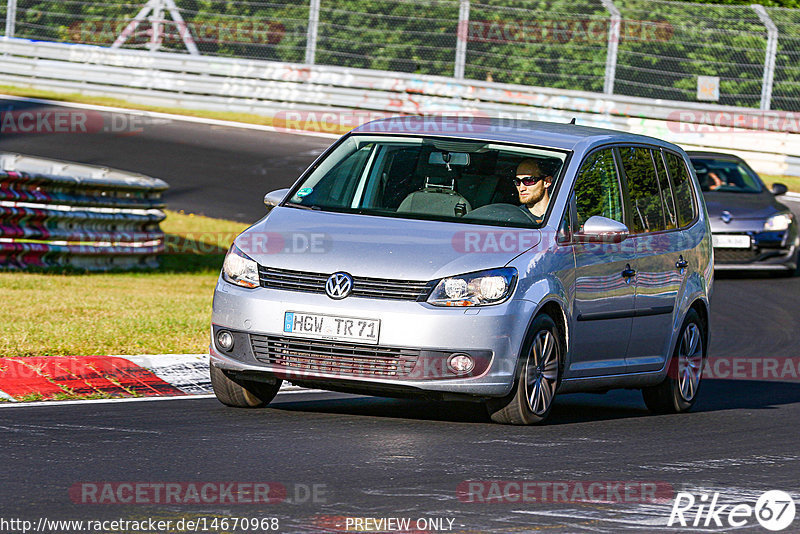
0 210 248 358
761 174 800 194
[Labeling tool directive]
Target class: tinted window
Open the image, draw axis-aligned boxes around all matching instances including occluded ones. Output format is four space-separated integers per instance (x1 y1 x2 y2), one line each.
691 157 762 193
573 149 624 230
654 150 678 230
666 152 697 227
619 146 666 233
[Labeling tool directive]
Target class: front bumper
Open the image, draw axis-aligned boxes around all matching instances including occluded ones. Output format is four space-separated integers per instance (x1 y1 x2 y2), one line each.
712 229 799 270
210 277 537 398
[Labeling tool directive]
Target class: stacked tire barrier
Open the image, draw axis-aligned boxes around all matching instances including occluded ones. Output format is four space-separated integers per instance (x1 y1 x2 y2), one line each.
0 153 168 270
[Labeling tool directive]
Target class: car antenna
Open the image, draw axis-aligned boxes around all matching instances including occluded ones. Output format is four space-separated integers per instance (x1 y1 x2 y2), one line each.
569 117 576 124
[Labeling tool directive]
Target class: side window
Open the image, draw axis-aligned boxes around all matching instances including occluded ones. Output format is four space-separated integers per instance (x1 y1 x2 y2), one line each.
654 150 678 230
573 149 624 230
665 152 698 228
619 146 666 233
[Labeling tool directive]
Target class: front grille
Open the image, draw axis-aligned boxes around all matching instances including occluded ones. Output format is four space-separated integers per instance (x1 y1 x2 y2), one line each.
258 266 431 301
251 334 420 377
714 248 761 264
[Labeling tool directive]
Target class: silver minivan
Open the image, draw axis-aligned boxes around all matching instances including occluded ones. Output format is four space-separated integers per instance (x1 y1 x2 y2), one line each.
210 117 713 425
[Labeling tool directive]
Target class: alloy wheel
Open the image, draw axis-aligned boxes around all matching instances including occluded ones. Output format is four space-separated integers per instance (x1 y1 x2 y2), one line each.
677 323 703 402
524 330 559 415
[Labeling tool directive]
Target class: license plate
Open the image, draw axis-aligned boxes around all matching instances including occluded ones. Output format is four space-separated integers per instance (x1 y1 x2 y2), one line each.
713 234 751 249
283 312 380 345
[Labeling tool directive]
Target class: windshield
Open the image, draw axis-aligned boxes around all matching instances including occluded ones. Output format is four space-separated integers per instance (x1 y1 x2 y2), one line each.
691 158 763 193
285 135 568 228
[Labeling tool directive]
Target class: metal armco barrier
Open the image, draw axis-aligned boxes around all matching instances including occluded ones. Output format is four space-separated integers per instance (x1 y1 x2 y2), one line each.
1 38 800 176
0 153 168 270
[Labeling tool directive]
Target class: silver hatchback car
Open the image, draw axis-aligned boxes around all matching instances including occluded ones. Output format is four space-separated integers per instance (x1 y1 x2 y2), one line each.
210 117 713 425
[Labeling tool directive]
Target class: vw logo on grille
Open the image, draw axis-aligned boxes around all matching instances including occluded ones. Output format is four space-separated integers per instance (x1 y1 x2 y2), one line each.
325 272 353 300
721 211 733 224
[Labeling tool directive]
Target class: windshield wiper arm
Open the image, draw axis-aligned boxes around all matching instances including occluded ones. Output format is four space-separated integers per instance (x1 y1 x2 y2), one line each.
285 202 321 211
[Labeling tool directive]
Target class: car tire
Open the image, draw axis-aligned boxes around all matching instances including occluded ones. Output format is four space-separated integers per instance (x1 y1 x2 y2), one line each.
487 313 563 425
642 309 706 414
210 364 282 408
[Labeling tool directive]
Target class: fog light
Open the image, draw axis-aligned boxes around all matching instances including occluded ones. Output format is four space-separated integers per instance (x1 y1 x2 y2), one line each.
217 330 234 351
448 353 475 374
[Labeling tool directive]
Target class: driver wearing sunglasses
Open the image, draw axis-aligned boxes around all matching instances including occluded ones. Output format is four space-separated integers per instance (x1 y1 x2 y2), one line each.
514 158 554 222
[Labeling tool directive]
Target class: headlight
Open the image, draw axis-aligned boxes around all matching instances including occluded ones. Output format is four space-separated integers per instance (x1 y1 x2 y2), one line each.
222 244 259 288
764 212 794 232
428 268 517 307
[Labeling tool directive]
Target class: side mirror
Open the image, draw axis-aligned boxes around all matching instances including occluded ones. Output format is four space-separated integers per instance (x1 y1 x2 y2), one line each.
575 216 630 244
771 183 788 196
264 188 290 211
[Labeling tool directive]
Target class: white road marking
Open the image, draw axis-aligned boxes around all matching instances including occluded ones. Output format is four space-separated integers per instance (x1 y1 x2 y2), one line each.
0 93 341 139
0 388 334 408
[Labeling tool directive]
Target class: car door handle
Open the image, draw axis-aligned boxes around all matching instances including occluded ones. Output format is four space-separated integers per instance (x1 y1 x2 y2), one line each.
621 265 636 279
676 256 689 269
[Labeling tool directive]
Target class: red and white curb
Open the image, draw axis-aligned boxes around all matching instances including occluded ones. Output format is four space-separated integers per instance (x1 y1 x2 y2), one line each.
0 354 210 402
0 354 310 403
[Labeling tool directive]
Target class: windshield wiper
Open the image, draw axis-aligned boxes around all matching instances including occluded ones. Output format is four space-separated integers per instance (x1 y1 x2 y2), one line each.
285 202 321 211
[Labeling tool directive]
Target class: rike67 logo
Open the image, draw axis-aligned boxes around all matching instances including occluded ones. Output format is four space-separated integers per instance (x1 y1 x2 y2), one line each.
668 490 796 531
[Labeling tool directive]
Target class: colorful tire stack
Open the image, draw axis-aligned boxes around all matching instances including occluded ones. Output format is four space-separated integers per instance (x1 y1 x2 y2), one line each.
0 153 168 270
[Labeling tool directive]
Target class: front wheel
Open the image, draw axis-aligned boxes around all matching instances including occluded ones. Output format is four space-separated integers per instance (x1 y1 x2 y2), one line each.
487 313 563 425
642 309 706 414
210 364 282 408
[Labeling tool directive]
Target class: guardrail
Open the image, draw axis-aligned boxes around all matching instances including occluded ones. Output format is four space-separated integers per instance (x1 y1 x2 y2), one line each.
0 153 168 270
1 38 799 177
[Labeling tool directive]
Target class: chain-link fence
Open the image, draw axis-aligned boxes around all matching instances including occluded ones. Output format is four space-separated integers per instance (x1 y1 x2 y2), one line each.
2 0 799 111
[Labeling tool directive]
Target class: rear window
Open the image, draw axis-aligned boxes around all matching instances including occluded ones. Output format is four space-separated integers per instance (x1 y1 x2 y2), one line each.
619 146 667 234
666 152 698 228
654 150 678 231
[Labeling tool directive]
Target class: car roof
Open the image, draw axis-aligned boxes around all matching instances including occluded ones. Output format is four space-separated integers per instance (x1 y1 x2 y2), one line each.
686 151 748 164
351 116 682 152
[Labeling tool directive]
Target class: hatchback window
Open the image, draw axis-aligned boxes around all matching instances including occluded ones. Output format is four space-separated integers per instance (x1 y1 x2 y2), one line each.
286 135 568 228
665 152 698 227
573 149 624 230
654 150 678 230
619 146 666 233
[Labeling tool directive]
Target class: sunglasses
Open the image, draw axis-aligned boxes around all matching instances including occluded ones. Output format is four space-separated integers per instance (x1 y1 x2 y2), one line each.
513 175 545 187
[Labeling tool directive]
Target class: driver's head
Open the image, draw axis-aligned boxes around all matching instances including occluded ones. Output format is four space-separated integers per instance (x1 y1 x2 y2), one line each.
514 159 553 207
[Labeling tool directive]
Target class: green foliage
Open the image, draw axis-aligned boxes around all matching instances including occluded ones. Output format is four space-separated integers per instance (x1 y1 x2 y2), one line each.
8 0 800 109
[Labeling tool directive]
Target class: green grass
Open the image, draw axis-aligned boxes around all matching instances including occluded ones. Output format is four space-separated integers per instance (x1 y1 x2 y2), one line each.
761 174 800 194
0 210 249 358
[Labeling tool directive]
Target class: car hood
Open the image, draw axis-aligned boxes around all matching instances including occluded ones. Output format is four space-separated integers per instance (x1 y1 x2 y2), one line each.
236 207 542 281
703 191 785 221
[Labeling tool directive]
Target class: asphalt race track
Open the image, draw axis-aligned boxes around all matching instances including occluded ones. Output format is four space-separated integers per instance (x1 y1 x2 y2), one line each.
2 100 800 532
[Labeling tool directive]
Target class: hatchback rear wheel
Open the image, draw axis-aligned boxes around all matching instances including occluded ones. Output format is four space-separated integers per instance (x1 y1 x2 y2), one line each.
487 313 563 425
210 364 282 408
642 309 706 414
